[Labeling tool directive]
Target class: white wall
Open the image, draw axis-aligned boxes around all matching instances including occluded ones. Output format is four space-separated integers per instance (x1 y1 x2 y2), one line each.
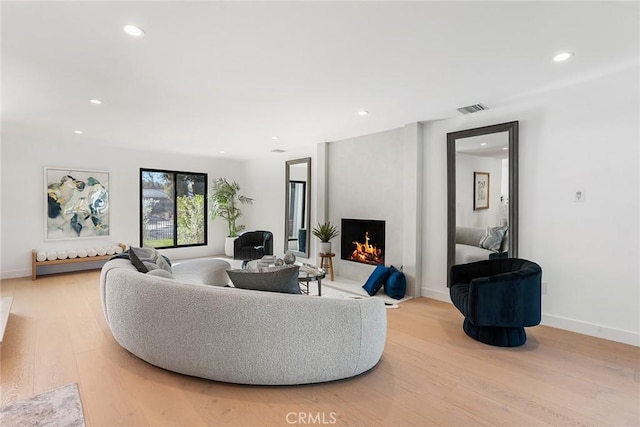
0 136 245 278
322 124 423 296
241 147 316 263
422 65 639 346
327 128 404 282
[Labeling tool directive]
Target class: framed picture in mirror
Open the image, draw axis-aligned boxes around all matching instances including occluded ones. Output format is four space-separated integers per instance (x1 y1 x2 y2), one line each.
473 171 490 210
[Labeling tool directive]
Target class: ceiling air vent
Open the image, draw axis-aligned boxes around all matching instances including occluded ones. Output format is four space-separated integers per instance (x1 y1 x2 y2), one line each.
457 103 489 115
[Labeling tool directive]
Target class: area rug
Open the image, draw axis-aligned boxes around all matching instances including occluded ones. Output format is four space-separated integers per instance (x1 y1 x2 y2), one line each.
0 383 85 427
304 282 400 308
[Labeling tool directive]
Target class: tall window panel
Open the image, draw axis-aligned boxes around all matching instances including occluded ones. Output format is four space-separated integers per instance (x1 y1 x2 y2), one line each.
140 169 207 248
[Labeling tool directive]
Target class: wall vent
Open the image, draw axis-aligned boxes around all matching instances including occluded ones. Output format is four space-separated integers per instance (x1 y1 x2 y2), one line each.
457 103 489 115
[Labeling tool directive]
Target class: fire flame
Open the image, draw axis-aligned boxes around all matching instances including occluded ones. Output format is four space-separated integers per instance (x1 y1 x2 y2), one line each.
349 231 384 265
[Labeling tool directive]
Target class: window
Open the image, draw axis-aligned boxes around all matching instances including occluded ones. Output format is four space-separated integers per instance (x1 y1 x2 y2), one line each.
140 169 207 248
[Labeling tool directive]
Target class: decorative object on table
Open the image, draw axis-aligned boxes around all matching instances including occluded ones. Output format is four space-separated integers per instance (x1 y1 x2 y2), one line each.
283 251 296 265
275 258 284 266
473 171 490 210
256 255 276 268
312 221 340 254
209 177 254 256
45 168 110 240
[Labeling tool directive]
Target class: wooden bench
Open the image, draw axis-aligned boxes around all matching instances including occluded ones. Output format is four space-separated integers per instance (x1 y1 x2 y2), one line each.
32 243 127 280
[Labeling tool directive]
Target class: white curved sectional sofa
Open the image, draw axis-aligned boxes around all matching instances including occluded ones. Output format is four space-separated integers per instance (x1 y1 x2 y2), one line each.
99 259 387 385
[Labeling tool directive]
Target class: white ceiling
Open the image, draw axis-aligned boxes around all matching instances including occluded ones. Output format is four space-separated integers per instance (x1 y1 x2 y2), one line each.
2 1 638 160
456 132 509 160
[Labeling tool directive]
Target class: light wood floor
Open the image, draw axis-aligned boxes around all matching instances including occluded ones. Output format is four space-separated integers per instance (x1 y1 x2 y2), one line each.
1 271 638 426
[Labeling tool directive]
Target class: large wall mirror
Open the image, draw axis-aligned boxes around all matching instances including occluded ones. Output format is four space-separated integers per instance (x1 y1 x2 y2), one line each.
284 157 311 258
447 121 519 284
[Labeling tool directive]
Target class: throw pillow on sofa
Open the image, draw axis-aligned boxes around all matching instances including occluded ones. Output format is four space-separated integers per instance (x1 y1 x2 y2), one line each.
227 265 301 294
479 225 508 252
363 265 391 296
127 247 173 273
384 265 406 300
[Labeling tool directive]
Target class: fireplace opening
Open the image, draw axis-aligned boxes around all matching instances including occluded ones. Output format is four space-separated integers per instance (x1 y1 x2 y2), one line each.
341 219 385 265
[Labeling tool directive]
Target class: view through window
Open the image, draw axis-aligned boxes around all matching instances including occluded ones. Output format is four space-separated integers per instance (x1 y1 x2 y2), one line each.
140 169 207 248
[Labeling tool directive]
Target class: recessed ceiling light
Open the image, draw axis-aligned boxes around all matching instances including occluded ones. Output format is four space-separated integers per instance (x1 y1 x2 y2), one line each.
271 136 279 140
553 52 573 62
503 147 509 150
271 149 286 153
123 25 145 37
358 110 369 116
480 142 487 146
89 99 102 105
74 130 83 134
219 151 226 154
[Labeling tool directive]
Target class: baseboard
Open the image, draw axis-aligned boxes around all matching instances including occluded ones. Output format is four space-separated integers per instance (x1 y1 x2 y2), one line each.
542 313 640 347
420 286 639 347
0 269 30 279
420 287 450 303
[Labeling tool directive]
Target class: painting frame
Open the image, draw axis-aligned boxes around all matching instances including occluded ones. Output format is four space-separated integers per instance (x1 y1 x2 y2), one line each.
473 171 490 210
45 167 111 240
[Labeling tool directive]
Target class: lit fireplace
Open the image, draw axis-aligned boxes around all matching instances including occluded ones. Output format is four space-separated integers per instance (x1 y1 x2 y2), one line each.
341 219 385 265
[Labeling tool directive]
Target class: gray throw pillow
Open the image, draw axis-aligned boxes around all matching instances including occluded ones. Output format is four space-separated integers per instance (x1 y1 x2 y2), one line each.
479 225 508 252
129 246 172 273
227 265 301 294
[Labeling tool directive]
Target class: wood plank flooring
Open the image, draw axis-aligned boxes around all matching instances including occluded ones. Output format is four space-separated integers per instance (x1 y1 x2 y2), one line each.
1 271 638 426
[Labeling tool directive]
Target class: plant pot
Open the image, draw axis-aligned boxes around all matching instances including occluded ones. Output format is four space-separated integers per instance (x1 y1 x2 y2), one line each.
225 236 236 257
319 242 332 254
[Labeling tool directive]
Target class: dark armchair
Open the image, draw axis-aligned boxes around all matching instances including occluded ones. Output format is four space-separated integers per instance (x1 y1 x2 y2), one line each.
233 230 274 261
449 258 542 347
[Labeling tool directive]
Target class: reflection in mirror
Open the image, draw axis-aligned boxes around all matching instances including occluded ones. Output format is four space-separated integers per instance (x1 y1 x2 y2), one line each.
285 158 311 258
447 122 519 284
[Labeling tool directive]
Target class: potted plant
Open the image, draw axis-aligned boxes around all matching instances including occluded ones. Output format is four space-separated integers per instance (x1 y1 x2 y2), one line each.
312 221 340 254
209 178 253 256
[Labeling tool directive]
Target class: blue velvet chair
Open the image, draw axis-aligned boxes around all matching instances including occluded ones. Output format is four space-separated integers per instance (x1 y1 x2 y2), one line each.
449 258 542 347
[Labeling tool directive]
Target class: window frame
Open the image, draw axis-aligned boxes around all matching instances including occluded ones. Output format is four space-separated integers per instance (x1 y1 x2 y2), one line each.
139 168 208 249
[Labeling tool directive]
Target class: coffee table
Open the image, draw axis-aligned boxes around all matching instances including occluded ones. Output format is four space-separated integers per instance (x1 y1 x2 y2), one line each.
297 264 326 296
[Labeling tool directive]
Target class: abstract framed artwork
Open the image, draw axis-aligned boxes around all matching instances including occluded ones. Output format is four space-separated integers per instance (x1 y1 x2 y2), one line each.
45 168 110 240
473 171 490 210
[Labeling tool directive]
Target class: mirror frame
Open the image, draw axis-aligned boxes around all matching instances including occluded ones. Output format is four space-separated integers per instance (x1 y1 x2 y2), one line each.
284 157 312 258
447 121 519 284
